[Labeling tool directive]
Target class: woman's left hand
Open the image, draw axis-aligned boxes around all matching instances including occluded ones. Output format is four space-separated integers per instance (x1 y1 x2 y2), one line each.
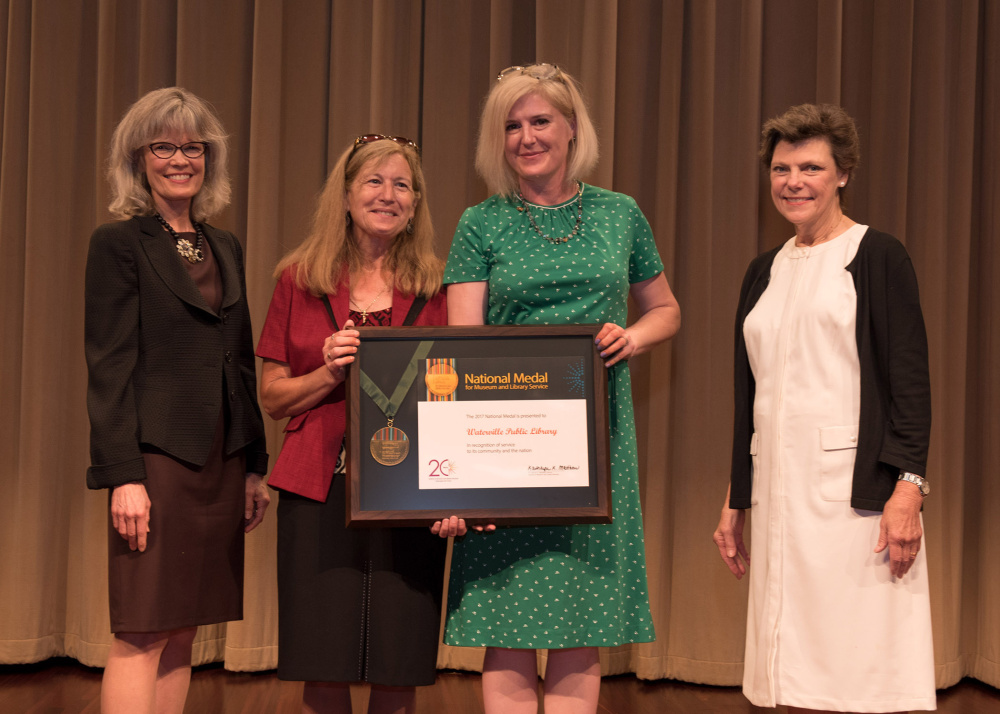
874 480 924 578
595 323 635 367
593 273 681 368
244 473 270 532
430 516 497 538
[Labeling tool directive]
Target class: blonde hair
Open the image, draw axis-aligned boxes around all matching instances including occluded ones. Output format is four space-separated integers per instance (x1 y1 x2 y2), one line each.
106 87 230 221
475 65 599 197
275 139 443 299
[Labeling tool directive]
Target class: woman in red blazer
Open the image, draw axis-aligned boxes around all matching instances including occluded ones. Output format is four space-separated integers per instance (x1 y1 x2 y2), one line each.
256 135 446 714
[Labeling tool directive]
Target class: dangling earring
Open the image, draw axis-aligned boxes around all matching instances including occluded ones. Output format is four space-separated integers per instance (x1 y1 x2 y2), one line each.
346 212 352 226
406 219 414 235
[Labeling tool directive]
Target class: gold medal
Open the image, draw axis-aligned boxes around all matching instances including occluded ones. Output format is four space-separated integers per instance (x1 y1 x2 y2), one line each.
360 341 433 467
370 424 409 466
425 361 458 397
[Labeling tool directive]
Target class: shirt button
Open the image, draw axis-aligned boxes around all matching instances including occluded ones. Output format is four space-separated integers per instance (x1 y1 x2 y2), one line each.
229 389 236 401
225 351 233 363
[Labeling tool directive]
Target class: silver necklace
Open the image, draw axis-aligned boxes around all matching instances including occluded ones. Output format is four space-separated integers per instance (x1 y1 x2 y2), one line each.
516 183 584 244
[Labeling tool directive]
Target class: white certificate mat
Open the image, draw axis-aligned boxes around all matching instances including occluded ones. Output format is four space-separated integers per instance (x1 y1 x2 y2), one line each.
417 399 589 489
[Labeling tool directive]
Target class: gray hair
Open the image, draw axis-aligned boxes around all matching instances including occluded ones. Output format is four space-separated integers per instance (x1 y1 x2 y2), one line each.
107 87 230 221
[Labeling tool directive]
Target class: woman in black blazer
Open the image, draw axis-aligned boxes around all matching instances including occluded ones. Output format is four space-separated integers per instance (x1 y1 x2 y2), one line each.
84 87 269 714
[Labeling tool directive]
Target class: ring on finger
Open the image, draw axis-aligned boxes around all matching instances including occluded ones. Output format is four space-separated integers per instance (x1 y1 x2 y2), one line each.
909 551 918 558
326 352 333 360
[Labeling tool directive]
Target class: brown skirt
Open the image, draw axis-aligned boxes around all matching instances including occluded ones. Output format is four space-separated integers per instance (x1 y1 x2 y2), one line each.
108 415 246 633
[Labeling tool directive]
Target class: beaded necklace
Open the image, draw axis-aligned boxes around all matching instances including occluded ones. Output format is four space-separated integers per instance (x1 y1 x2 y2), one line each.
516 182 584 244
154 213 205 264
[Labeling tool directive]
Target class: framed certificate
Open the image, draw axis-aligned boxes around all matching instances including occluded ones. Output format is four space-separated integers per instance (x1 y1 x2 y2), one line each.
346 325 611 526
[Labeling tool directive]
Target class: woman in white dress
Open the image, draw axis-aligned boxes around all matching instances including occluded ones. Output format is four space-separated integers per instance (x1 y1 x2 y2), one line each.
712 104 935 713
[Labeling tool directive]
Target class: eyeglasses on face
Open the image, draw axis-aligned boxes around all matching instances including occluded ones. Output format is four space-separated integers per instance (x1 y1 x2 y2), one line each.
496 63 564 82
350 134 421 158
147 142 209 159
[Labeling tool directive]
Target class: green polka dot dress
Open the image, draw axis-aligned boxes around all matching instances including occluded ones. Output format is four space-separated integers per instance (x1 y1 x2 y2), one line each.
442 184 662 648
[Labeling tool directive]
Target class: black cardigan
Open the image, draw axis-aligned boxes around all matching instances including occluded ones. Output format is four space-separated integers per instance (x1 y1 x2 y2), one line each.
85 216 268 489
729 228 931 512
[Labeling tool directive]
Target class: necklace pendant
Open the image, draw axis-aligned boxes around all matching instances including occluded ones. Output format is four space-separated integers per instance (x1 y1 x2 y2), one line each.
176 238 202 263
350 281 390 324
156 212 205 264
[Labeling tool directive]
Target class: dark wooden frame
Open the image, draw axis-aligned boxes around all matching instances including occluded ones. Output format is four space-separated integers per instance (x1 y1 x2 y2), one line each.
346 325 611 526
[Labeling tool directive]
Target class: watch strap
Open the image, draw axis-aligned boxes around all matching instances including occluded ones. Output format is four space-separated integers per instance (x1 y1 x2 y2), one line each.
898 471 930 496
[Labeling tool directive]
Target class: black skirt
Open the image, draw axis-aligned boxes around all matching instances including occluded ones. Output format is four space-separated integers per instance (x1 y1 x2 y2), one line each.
276 475 448 686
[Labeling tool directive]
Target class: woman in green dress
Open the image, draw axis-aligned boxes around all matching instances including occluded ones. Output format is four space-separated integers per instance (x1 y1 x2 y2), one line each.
436 64 681 713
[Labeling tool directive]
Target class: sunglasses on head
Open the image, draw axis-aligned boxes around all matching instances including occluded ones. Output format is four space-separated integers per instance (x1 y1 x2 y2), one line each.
496 63 564 83
349 134 421 160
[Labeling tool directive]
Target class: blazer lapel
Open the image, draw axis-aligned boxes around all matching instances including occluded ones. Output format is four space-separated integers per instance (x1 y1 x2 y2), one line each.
390 287 415 326
201 224 242 311
332 269 352 329
136 215 215 316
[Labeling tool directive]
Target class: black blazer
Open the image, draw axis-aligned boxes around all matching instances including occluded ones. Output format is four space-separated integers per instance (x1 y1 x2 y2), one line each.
85 215 268 489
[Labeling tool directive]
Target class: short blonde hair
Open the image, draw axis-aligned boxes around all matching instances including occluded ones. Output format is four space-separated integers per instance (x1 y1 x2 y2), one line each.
107 87 231 221
475 65 599 197
275 138 443 299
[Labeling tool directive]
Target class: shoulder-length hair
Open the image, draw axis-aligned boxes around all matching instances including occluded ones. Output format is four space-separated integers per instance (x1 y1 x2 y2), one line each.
275 139 443 299
107 87 231 221
760 103 861 209
475 65 599 197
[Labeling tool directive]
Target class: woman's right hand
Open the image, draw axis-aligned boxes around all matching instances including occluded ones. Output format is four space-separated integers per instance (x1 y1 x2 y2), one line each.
713 496 750 579
322 319 360 383
111 482 151 552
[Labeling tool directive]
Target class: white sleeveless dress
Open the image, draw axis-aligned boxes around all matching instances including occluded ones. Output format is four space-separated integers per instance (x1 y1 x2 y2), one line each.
741 224 936 712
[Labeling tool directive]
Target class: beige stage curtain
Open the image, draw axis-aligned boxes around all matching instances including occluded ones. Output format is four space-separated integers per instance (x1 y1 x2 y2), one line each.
0 0 996 688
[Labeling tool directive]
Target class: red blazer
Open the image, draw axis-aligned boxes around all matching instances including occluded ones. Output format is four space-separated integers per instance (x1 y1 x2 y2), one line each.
256 267 447 501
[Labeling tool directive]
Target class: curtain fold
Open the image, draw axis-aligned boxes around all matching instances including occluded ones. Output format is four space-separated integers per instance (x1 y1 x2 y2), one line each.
0 0 996 689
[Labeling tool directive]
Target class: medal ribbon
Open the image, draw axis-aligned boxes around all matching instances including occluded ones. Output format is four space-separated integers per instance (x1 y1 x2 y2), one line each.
360 341 434 420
